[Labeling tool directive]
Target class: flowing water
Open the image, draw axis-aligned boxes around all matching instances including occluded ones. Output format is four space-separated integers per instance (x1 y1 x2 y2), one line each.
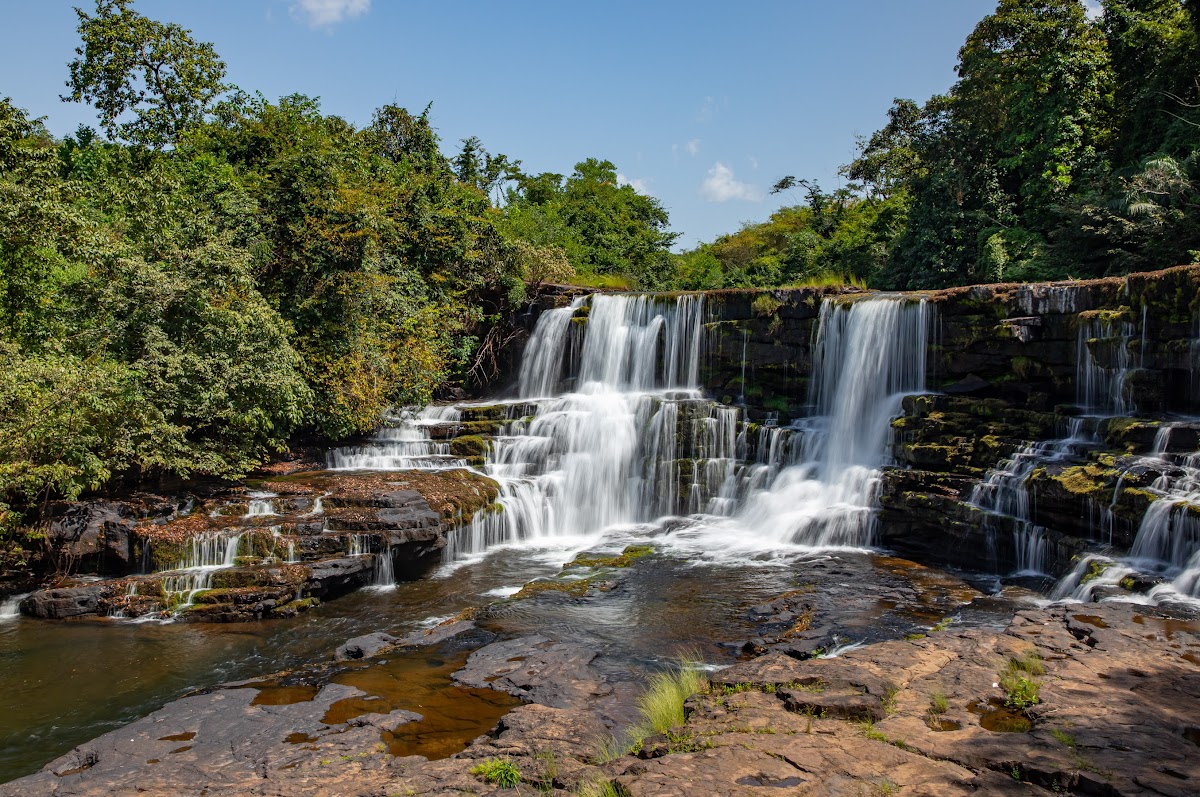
0 291 1041 783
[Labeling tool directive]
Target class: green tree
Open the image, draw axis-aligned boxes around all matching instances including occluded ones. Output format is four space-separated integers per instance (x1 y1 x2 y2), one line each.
64 0 227 148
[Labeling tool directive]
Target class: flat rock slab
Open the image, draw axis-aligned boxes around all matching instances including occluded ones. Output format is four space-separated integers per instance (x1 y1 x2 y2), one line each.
617 602 1200 796
6 602 1198 796
0 681 420 797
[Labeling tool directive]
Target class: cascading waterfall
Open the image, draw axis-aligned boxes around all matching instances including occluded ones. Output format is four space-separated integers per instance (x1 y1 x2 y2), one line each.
967 418 1092 576
327 406 464 470
1076 318 1135 415
1050 419 1200 604
518 297 585 397
445 294 712 559
727 297 932 548
245 492 277 517
160 531 244 606
372 544 395 589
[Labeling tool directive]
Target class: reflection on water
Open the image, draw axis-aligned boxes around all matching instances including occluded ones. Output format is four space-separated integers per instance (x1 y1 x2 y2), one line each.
0 522 1025 784
0 545 571 782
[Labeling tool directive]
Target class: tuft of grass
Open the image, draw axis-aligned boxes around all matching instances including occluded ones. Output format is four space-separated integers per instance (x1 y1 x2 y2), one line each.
533 749 558 793
632 662 708 738
575 780 628 797
860 719 911 751
929 689 949 716
1000 649 1044 710
1050 728 1077 749
881 682 901 714
931 617 954 633
470 757 521 788
875 780 899 796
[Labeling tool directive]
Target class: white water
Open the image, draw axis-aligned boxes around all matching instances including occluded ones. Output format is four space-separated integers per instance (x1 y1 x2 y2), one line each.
1051 421 1200 606
0 593 29 621
967 419 1093 575
159 531 245 606
245 491 277 517
327 406 465 470
1076 318 1135 415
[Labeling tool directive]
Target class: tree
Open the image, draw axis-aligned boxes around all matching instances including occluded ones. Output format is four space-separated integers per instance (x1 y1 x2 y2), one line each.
64 0 227 148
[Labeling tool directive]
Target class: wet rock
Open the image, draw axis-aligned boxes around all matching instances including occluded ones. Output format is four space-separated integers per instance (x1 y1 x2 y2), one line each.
334 632 397 661
19 582 110 619
454 635 611 709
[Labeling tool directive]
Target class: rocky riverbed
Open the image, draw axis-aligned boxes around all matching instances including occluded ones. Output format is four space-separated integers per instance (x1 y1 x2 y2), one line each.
5 545 1197 797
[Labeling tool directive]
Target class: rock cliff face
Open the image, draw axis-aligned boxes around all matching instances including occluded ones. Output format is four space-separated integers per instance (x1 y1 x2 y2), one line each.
700 266 1200 583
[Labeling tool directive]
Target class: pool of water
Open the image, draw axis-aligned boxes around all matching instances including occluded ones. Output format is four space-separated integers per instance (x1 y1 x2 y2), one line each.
0 518 1027 784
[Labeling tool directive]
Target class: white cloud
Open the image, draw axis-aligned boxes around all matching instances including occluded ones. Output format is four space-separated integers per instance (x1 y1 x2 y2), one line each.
1082 0 1102 19
700 162 761 202
696 96 717 123
290 0 370 28
617 173 652 195
685 138 701 156
748 155 759 170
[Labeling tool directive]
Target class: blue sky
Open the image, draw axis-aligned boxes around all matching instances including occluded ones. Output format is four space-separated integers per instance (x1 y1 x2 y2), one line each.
1 0 1014 249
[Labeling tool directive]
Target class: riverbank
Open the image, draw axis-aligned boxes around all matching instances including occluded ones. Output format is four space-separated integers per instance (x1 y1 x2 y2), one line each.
5 573 1195 796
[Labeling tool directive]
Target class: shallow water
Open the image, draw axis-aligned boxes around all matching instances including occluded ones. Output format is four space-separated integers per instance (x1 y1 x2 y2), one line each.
0 522 1027 783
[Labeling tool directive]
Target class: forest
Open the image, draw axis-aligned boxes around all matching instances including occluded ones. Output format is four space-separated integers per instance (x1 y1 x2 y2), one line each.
2 0 1199 547
674 0 1200 291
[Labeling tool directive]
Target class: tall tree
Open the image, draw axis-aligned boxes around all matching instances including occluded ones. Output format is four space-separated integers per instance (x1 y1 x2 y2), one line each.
64 0 227 148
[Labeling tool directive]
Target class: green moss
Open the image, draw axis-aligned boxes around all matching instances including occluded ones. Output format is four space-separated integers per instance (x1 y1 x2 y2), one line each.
1052 464 1114 496
571 544 654 569
751 294 783 318
1080 559 1112 585
513 577 596 599
449 434 490 458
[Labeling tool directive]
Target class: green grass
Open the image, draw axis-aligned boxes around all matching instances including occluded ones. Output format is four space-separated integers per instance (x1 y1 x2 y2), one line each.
632 662 709 738
595 655 709 760
470 757 521 788
1000 651 1044 710
574 780 628 797
929 689 949 715
782 272 869 289
1050 728 1077 749
564 272 634 290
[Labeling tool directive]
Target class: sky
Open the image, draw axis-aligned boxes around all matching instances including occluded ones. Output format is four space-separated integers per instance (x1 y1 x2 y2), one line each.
0 0 1028 250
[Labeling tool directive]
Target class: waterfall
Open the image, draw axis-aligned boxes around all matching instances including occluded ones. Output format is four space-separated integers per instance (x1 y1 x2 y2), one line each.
728 297 932 548
160 531 244 606
518 297 585 397
327 406 464 470
0 593 29 621
967 418 1092 575
1076 318 1135 415
245 492 277 517
371 544 395 589
330 291 931 564
444 294 711 560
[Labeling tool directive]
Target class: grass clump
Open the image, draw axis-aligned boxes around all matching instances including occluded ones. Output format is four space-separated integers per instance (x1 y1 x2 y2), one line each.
470 757 521 788
575 780 628 797
633 662 708 738
596 655 709 760
1000 650 1044 710
929 689 949 716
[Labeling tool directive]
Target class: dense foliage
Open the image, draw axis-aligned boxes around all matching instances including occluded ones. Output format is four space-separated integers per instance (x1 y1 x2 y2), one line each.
673 0 1200 290
0 1 682 538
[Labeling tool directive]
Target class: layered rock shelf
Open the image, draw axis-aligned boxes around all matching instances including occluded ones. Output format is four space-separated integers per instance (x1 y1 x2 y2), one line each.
19 469 500 622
